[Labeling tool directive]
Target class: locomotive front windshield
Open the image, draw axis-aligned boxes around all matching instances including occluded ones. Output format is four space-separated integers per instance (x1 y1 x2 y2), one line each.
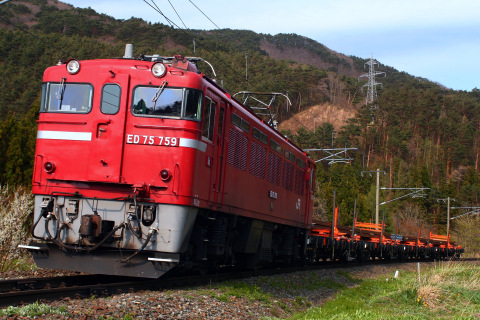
132 86 202 120
41 82 93 113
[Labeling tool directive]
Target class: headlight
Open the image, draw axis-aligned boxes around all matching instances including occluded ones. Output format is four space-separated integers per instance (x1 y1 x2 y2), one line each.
152 62 166 77
66 59 80 74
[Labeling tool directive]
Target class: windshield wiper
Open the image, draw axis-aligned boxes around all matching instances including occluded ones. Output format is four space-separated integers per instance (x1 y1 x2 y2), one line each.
151 80 168 112
55 77 66 110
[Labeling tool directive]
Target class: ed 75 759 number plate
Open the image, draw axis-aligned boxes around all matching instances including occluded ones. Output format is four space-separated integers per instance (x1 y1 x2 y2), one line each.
126 134 179 146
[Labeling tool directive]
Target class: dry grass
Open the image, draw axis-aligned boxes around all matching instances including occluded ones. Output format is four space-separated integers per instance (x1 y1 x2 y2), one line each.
0 185 34 273
417 283 441 308
290 261 480 320
278 103 357 134
417 261 480 314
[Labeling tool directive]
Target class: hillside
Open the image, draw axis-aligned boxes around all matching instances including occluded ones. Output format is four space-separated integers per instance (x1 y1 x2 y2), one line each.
278 103 357 133
0 0 479 239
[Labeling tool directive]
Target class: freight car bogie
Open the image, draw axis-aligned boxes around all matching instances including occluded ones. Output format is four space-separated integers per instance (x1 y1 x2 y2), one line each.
305 235 463 264
180 210 307 272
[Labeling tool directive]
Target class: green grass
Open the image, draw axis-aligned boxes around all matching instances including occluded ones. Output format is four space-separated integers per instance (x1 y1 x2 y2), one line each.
206 280 274 304
6 262 477 319
259 272 350 292
0 301 69 317
286 262 480 320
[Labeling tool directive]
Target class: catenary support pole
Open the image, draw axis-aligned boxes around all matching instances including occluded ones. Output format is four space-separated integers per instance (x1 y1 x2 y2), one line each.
375 168 380 224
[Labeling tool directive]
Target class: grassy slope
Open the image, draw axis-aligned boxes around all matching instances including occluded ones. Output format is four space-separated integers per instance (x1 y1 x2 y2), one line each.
288 262 480 320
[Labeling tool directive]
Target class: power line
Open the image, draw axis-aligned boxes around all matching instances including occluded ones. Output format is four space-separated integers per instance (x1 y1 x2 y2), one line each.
142 0 246 84
166 0 188 29
142 0 310 131
188 0 221 30
142 0 175 28
289 113 309 130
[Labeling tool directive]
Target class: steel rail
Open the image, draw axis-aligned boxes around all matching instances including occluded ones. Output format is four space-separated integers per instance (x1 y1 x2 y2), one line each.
0 256 472 307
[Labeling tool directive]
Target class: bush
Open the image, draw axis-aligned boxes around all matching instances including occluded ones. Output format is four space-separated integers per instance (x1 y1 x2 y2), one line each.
0 185 34 272
452 215 480 257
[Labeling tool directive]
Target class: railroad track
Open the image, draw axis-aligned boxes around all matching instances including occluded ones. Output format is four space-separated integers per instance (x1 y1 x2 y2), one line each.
0 257 473 307
0 274 153 307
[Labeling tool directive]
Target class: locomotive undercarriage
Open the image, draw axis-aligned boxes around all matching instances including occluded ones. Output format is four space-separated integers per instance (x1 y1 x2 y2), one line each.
27 195 197 278
26 194 308 278
179 209 307 273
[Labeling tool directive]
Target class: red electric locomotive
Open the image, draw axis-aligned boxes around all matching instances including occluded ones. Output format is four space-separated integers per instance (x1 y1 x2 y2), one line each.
25 45 316 278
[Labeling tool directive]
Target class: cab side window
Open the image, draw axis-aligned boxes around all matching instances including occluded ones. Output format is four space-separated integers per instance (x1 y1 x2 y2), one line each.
101 84 121 114
184 89 202 120
202 97 216 141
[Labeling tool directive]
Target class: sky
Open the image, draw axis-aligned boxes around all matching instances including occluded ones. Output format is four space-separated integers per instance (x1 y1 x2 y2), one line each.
62 0 480 91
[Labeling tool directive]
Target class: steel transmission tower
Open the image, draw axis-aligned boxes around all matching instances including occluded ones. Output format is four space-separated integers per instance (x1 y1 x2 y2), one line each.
359 56 385 108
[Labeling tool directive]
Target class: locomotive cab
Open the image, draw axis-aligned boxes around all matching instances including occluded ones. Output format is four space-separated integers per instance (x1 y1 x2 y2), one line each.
28 48 212 278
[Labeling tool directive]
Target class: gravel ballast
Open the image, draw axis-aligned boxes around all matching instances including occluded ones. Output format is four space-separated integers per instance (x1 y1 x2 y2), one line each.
0 262 431 319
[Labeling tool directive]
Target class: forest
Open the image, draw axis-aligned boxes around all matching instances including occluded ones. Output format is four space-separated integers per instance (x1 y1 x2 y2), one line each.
1 0 479 251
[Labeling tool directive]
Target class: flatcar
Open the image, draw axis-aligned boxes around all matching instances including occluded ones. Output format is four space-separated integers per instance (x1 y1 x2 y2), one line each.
24 45 316 278
307 208 463 263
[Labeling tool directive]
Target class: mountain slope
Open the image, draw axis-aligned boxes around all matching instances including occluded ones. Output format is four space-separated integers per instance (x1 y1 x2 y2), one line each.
0 0 479 237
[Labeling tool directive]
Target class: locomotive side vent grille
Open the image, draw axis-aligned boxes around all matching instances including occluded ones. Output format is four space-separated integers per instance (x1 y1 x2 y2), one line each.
295 168 305 196
267 153 281 186
282 162 294 191
227 128 247 171
249 141 266 178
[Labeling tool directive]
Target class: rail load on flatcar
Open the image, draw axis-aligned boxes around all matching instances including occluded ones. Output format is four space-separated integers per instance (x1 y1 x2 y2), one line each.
23 45 316 278
307 208 463 263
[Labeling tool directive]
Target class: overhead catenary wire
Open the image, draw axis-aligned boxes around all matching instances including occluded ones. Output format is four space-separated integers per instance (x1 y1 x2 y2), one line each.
142 0 247 85
188 0 221 30
166 0 188 29
142 0 311 131
143 0 176 28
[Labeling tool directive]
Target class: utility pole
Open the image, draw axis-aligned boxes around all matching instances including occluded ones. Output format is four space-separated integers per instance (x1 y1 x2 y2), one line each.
245 53 248 81
447 197 451 255
361 169 385 224
376 168 380 224
447 197 451 240
437 197 454 238
362 170 428 225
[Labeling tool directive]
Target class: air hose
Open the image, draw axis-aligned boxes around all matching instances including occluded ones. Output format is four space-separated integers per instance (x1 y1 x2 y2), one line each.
43 212 125 253
120 228 157 263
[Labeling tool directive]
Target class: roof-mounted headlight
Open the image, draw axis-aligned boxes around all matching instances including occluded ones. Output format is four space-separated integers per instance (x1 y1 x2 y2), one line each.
66 59 80 74
152 62 166 77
